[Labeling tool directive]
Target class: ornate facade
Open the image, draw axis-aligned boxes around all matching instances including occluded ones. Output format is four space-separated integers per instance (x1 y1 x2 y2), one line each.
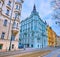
0 0 23 52
47 26 57 47
19 5 48 48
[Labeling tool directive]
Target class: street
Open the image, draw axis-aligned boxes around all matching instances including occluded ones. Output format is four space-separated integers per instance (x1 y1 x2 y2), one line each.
0 47 58 57
44 48 60 57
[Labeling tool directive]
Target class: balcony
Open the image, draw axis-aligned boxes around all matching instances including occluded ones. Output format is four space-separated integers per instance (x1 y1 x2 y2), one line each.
6 4 11 9
12 26 19 35
14 8 20 13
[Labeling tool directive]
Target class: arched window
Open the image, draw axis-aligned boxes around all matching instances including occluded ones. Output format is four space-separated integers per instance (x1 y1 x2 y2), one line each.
16 5 19 9
17 23 18 28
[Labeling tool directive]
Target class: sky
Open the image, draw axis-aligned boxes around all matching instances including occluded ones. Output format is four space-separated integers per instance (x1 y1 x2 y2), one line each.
21 0 60 36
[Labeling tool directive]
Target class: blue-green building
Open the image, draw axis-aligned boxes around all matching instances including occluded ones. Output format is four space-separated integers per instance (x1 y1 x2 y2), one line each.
19 5 48 48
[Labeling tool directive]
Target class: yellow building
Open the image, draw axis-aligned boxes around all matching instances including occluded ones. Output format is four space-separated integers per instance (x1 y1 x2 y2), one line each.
0 0 23 52
56 36 60 47
47 26 56 47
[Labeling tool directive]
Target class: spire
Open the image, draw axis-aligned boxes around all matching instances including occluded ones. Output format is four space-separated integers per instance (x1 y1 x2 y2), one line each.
30 4 38 16
33 4 36 11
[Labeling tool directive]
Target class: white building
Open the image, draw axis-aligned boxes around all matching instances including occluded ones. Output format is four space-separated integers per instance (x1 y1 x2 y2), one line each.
0 0 23 52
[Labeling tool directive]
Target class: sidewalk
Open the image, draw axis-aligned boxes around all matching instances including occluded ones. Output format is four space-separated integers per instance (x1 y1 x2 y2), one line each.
43 49 60 57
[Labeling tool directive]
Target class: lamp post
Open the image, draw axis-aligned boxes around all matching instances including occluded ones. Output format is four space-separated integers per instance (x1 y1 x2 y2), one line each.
9 3 20 51
9 12 20 51
8 0 14 51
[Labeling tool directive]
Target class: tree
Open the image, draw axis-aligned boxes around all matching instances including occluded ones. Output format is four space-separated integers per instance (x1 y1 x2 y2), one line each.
51 0 60 25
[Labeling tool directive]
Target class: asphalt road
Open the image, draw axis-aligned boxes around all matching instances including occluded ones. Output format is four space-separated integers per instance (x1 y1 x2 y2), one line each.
0 47 58 57
44 49 60 57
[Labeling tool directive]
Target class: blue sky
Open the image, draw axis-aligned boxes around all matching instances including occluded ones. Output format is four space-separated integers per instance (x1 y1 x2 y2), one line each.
21 0 60 36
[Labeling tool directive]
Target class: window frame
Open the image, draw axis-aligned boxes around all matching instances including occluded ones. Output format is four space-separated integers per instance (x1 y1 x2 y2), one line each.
3 19 7 26
6 9 10 15
1 32 5 39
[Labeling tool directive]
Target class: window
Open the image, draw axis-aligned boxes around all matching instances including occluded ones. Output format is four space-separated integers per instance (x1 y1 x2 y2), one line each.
0 44 3 49
6 9 9 15
38 45 39 48
37 38 40 40
1 32 5 39
31 44 33 47
12 44 14 49
16 5 18 9
3 20 7 26
17 23 18 28
15 13 18 18
7 1 11 6
16 5 19 10
27 44 29 47
11 35 15 41
13 22 16 28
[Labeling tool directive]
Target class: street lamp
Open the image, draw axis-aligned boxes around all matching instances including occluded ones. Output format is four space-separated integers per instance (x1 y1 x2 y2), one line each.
9 12 20 51
8 0 14 51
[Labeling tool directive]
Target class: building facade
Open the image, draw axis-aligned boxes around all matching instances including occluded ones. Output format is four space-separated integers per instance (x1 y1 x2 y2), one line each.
0 0 23 52
47 26 57 47
56 36 60 47
19 5 48 48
